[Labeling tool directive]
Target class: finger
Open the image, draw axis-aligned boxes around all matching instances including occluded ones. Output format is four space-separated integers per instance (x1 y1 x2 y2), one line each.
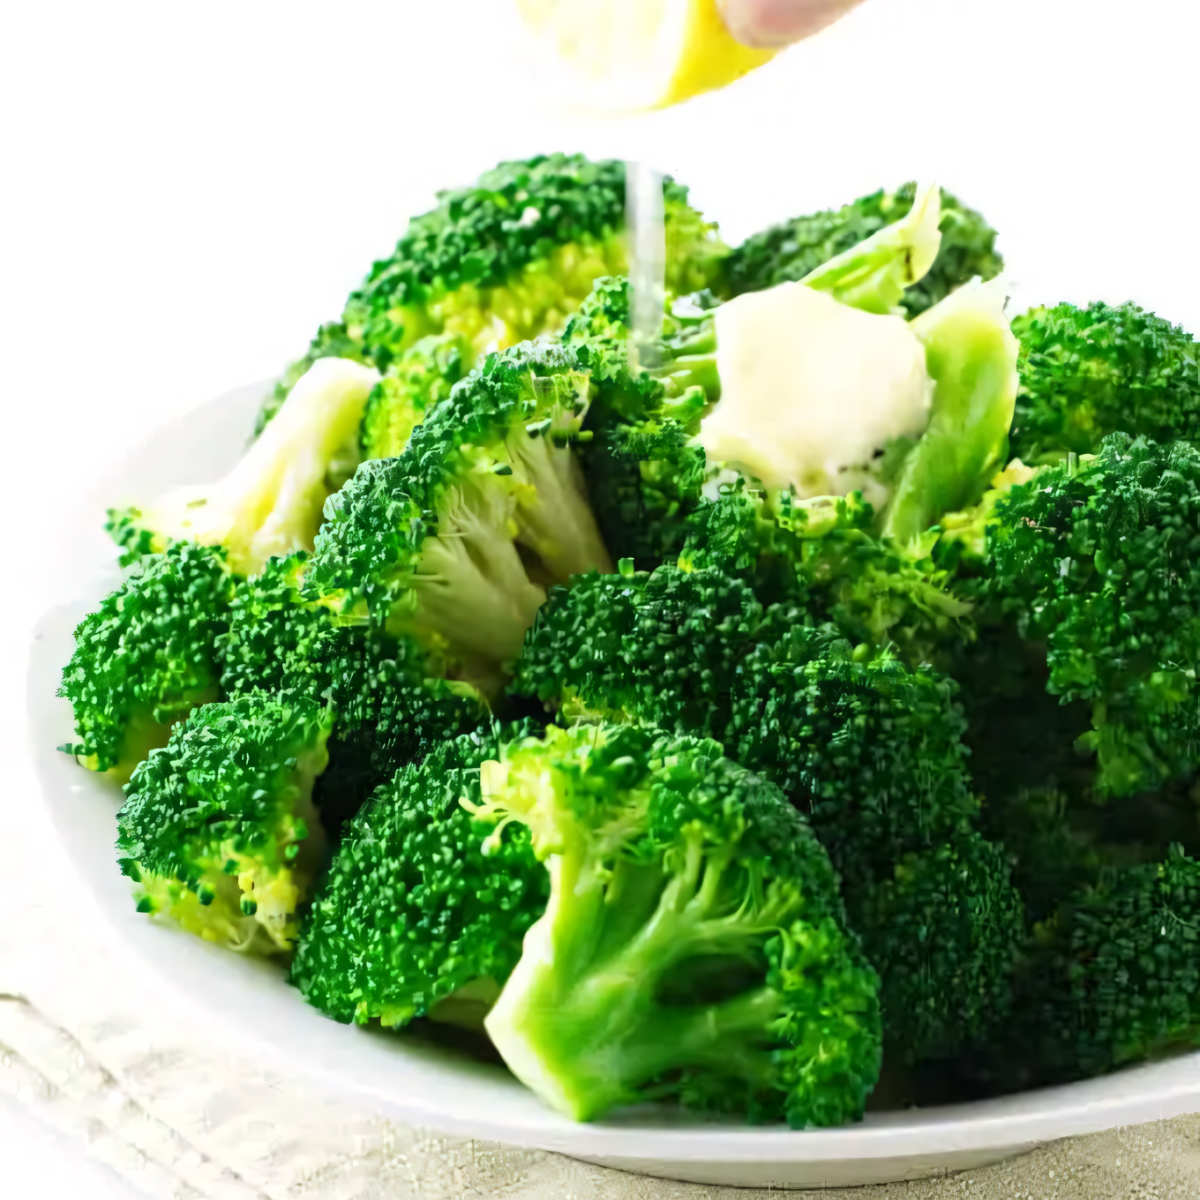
719 0 867 47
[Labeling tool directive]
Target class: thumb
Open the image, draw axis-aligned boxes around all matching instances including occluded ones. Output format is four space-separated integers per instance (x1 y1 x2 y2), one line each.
719 0 866 47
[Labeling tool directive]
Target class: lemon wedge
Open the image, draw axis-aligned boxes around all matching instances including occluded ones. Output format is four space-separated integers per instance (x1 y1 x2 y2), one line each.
516 0 778 111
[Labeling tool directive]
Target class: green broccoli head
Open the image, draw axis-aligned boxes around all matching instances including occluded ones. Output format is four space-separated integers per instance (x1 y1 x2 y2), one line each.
308 341 611 672
359 332 469 461
681 488 972 669
290 723 547 1029
116 694 332 953
218 552 489 836
723 624 978 889
968 848 1200 1093
725 182 1003 318
111 357 380 575
474 722 882 1128
510 560 763 739
977 434 1200 797
58 541 234 781
1009 301 1200 461
850 832 1023 1065
259 155 727 433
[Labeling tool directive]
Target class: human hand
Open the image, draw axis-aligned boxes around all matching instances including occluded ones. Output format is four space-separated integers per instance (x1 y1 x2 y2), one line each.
719 0 866 46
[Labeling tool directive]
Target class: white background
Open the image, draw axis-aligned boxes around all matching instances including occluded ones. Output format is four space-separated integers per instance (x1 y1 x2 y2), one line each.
5 0 1200 1193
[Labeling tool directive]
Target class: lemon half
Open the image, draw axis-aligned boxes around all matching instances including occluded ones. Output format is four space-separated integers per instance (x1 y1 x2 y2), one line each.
516 0 778 111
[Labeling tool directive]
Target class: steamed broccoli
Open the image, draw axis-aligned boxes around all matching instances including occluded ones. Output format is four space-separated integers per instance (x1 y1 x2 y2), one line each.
1009 301 1200 461
972 434 1200 798
510 560 763 738
259 154 727 431
851 833 1022 1065
58 541 234 781
473 723 882 1127
723 623 978 889
359 333 469 461
117 694 332 953
725 182 1003 317
566 229 1015 602
309 342 611 674
512 562 977 880
111 358 380 575
965 849 1200 1093
291 724 546 1029
219 553 489 835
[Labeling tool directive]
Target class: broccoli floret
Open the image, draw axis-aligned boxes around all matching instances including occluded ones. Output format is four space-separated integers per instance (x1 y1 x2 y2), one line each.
309 342 611 673
725 182 1003 318
258 155 727 431
473 723 882 1127
975 434 1200 798
290 724 547 1029
111 358 380 575
359 333 469 461
511 563 977 890
117 694 332 953
58 541 234 781
219 553 489 835
850 833 1023 1065
967 848 1200 1093
510 560 763 738
724 624 978 890
1009 301 1200 461
681 488 972 668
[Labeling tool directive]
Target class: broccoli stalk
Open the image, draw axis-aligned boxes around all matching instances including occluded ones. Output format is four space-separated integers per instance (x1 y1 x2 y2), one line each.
798 181 942 315
473 724 882 1128
881 279 1020 544
111 357 380 574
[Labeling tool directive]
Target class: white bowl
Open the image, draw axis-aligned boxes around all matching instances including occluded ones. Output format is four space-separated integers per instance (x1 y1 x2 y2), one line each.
30 381 1200 1190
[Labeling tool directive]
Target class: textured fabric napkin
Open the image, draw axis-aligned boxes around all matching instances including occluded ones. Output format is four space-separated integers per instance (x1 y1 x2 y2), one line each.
7 752 1200 1200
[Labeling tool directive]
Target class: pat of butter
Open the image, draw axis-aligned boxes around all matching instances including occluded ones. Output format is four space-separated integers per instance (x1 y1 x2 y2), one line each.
696 283 933 499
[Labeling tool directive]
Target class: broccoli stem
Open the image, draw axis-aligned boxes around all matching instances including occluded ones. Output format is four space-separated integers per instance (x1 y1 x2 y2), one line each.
800 182 942 316
505 434 613 582
484 846 780 1120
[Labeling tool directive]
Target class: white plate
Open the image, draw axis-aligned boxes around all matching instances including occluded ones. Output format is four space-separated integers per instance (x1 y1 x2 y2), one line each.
29 381 1200 1190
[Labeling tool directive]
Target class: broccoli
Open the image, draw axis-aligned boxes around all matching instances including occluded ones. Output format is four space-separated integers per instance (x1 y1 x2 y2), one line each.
219 553 489 835
510 560 763 739
58 541 234 781
725 182 1003 318
308 341 612 673
972 434 1200 798
359 332 469 461
110 357 380 575
567 262 1015 603
850 833 1023 1065
1009 301 1200 461
472 722 882 1127
116 694 332 953
291 723 546 1029
965 848 1200 1093
258 154 727 431
514 565 976 877
723 623 978 890
678 488 972 669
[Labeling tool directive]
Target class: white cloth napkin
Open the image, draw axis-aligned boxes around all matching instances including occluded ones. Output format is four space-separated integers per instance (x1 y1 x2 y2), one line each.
7 749 1200 1199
